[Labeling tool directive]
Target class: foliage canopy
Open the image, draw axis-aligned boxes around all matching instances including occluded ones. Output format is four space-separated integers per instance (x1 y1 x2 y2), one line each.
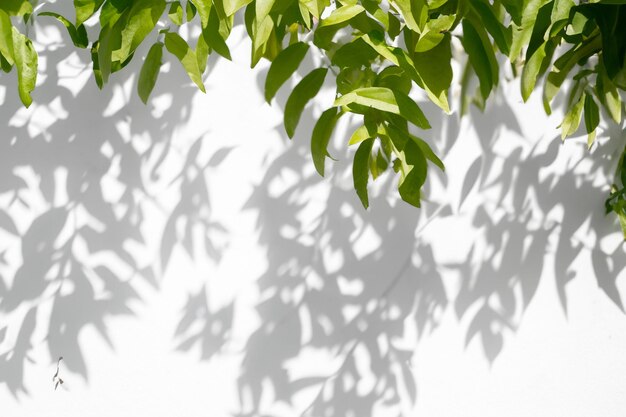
1 0 625 230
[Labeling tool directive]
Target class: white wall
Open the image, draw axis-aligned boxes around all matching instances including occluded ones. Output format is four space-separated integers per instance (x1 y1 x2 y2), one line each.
1 7 626 417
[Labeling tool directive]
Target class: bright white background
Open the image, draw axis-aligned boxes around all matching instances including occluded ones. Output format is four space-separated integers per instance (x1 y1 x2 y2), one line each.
1 3 626 416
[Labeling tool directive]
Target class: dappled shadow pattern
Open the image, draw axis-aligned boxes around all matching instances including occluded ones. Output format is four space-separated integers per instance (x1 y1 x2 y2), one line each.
0 9 226 397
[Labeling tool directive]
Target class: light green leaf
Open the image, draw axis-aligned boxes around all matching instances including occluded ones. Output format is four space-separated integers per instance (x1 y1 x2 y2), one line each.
138 42 163 104
164 32 206 92
391 0 427 33
509 0 550 61
334 87 430 129
186 0 197 21
223 0 253 16
0 10 14 65
284 67 328 138
398 141 427 208
318 4 364 28
560 89 584 140
597 61 622 124
115 0 166 63
196 28 210 73
39 12 89 48
353 138 374 208
265 42 309 103
349 124 373 145
521 41 547 101
11 27 37 107
301 0 329 19
190 0 210 26
74 0 105 26
311 108 340 176
256 0 275 25
168 1 184 25
251 15 273 67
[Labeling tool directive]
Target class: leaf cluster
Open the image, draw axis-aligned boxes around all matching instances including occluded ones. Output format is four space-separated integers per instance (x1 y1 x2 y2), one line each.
0 0 625 220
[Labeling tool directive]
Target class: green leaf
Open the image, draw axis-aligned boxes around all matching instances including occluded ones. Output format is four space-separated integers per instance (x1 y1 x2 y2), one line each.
412 136 444 171
223 0 254 16
334 87 430 129
11 27 37 107
349 124 373 145
265 42 309 103
186 0 197 21
470 0 511 55
311 108 340 176
202 6 231 60
114 0 166 63
39 12 89 48
561 89 585 140
583 91 600 147
461 19 497 101
331 38 378 69
597 61 622 124
353 138 374 208
168 1 184 25
138 42 163 104
0 10 14 65
164 32 206 92
318 4 364 27
509 0 551 61
301 0 330 19
284 67 327 138
251 16 273 67
0 0 33 16
392 0 427 33
190 0 210 26
196 27 210 74
543 35 602 111
413 34 452 113
398 140 427 208
74 0 105 26
256 0 275 25
374 66 411 95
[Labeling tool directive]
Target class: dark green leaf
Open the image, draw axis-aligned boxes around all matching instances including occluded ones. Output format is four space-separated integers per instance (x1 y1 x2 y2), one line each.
202 6 231 60
311 107 340 176
0 0 33 16
284 67 327 138
353 138 374 208
461 19 497 101
138 42 163 104
265 41 309 103
39 12 89 48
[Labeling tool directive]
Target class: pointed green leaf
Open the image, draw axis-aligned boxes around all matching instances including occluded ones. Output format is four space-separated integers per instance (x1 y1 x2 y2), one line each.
284 67 327 138
583 92 600 148
318 4 364 28
223 0 253 16
74 0 105 26
202 6 231 60
11 27 37 107
39 12 89 48
461 19 497 101
265 42 309 102
561 90 584 140
398 140 427 207
138 42 163 104
168 1 184 25
413 34 452 113
334 87 430 129
391 0 427 32
164 32 206 92
353 138 374 208
114 0 166 63
311 108 340 176
190 0 210 26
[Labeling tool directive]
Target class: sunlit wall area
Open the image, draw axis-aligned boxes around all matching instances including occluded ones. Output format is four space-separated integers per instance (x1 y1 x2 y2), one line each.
1 9 626 417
